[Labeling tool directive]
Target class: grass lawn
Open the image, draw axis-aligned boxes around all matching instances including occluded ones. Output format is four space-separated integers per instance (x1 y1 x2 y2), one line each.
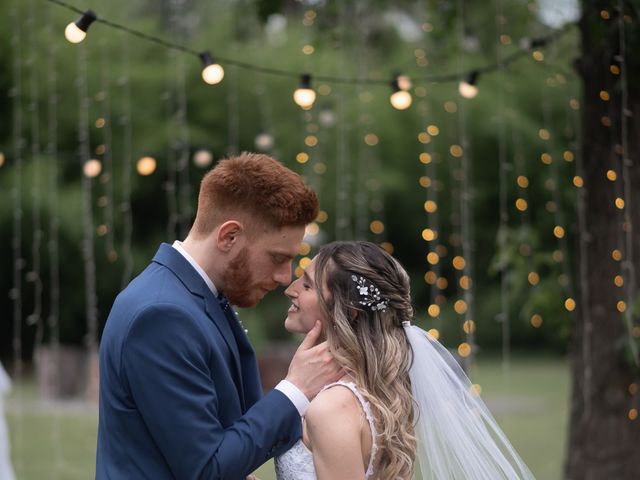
6 354 569 479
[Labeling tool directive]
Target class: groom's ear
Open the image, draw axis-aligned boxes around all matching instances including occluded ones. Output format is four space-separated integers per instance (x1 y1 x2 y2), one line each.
216 220 243 252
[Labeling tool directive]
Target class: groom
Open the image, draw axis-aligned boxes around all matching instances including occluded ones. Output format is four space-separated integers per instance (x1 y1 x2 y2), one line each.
96 152 340 479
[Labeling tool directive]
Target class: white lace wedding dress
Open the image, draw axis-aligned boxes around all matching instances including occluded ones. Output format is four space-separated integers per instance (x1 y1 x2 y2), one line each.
275 381 378 480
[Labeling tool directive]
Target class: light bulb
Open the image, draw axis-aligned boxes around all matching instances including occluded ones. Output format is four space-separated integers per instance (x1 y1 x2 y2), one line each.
136 156 157 176
202 64 224 85
199 51 224 85
293 74 316 109
65 23 86 43
64 10 97 44
389 76 412 110
193 149 213 168
459 71 479 99
83 159 102 178
390 90 412 110
459 81 478 98
318 107 335 127
255 132 275 151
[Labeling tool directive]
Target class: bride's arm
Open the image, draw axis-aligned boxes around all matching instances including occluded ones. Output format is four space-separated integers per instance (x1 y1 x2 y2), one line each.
305 387 367 480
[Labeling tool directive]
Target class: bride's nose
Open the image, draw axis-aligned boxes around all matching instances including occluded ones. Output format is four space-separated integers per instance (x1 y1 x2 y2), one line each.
284 282 296 298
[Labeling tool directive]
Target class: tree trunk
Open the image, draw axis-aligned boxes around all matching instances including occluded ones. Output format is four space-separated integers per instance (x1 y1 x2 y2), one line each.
567 2 640 479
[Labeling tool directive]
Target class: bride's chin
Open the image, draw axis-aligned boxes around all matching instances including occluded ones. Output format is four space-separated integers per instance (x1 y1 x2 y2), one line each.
283 317 296 333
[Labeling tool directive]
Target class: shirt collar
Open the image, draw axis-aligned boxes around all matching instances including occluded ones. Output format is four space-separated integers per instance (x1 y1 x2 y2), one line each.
172 240 219 297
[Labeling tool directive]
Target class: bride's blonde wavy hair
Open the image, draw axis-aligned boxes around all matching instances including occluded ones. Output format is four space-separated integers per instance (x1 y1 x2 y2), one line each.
312 241 416 479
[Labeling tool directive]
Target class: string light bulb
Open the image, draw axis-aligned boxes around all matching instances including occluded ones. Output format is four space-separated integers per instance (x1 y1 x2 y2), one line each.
389 76 412 110
199 51 224 85
459 71 479 98
193 149 213 168
254 131 275 151
293 74 316 110
64 10 97 44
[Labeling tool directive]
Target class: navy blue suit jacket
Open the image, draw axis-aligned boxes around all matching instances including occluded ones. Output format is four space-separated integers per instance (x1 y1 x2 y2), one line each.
96 244 301 479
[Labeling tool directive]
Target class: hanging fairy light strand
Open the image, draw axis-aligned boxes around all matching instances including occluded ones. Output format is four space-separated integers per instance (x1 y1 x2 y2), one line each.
420 96 443 337
45 0 571 103
10 3 25 474
453 0 476 369
492 0 510 369
539 42 576 313
170 1 193 238
118 27 134 287
27 0 44 344
335 1 352 240
45 0 63 462
226 64 240 156
163 39 179 240
355 2 372 241
569 71 593 416
615 1 639 365
98 36 116 261
76 39 99 354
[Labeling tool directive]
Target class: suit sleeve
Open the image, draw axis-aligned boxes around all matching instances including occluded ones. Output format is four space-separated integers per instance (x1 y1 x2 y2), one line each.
121 303 301 479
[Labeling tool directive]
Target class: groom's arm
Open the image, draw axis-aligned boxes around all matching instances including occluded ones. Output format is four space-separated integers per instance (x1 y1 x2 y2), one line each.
123 304 302 479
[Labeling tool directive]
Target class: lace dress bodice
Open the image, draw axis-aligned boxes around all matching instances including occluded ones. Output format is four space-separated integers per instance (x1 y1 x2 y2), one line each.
275 381 378 480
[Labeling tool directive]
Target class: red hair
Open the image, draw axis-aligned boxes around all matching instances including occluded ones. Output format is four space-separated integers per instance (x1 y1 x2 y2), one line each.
191 152 319 237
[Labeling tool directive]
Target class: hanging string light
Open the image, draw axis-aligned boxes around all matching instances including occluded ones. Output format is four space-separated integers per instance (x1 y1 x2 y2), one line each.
334 1 352 240
118 30 134 287
27 0 44 341
254 82 278 154
199 50 224 85
47 0 568 113
389 75 412 110
538 44 576 316
570 70 593 416
454 0 476 369
136 155 157 176
459 71 479 98
97 37 116 261
75 33 99 363
293 73 316 109
45 0 63 455
615 2 639 365
491 0 513 370
10 6 25 466
64 9 96 44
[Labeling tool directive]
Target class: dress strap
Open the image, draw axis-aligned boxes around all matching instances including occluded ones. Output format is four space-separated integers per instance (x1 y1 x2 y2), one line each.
320 381 378 478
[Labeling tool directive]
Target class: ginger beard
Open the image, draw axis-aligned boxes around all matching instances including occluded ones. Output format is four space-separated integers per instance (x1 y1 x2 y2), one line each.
221 246 261 308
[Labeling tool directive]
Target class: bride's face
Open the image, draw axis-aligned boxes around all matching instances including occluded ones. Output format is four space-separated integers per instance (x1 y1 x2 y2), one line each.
284 257 327 334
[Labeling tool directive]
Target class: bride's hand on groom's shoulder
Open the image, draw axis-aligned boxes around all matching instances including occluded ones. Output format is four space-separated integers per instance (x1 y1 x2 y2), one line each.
286 321 343 400
246 475 260 480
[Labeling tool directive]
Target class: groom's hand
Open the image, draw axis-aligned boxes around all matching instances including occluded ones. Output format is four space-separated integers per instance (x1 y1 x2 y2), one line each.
285 321 342 400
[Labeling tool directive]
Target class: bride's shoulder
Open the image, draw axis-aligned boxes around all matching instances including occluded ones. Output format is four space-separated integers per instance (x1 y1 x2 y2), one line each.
306 383 364 426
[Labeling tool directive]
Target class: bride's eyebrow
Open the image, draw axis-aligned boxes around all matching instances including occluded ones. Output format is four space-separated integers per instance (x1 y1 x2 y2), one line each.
302 270 314 287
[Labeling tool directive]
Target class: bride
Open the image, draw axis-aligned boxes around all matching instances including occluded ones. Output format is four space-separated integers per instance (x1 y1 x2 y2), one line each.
274 241 535 480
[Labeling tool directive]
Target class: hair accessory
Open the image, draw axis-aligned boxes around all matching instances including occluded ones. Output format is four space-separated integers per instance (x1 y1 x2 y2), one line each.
351 275 388 312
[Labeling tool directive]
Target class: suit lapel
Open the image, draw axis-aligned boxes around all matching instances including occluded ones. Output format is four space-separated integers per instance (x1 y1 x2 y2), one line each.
220 305 262 408
151 244 247 408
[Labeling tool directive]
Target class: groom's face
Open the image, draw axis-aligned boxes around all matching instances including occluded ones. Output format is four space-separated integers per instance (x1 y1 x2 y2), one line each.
221 224 305 308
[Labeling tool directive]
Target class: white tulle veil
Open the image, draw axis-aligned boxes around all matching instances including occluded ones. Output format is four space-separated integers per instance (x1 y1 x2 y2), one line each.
402 322 535 480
